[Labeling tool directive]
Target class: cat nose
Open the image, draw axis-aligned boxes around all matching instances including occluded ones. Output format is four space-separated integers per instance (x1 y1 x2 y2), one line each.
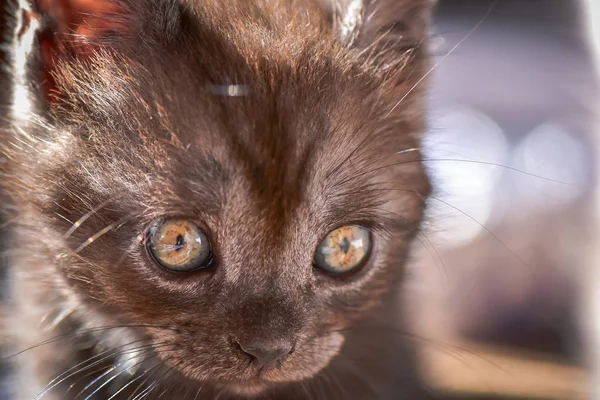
236 339 293 370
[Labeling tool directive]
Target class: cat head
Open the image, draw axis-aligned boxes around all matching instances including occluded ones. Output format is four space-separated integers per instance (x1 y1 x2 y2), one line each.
6 0 433 395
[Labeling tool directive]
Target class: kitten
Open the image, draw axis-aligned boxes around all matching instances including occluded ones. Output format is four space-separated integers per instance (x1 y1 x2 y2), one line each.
1 0 434 399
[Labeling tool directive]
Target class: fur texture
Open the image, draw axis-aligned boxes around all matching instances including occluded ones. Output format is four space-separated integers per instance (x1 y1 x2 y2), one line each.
1 0 434 398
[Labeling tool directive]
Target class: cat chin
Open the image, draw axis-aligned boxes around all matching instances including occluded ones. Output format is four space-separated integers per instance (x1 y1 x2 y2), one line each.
219 381 273 397
189 362 323 397
176 333 347 398
217 375 305 398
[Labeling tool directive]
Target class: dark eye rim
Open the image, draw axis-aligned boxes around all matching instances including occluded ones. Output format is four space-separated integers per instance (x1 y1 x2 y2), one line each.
312 225 373 276
145 218 215 273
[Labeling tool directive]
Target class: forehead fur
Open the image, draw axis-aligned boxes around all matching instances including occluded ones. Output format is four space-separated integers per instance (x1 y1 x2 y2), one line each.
38 0 428 221
4 0 433 239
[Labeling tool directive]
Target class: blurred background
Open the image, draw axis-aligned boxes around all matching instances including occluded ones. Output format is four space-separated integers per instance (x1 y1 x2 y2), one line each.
0 0 598 399
408 0 598 398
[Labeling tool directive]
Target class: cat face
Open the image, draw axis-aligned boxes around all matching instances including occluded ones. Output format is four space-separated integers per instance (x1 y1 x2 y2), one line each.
7 0 432 395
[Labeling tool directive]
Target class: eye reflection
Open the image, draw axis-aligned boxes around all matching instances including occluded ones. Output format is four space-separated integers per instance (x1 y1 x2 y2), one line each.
147 219 212 272
313 226 371 274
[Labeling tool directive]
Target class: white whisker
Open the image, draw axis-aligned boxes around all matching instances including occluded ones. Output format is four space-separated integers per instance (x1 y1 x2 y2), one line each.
385 0 499 118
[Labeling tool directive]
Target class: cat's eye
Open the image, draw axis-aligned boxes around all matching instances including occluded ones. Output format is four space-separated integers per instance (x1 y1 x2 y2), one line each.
313 226 371 274
147 219 213 272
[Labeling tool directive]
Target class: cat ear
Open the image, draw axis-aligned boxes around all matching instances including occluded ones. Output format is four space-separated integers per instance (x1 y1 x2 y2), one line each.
325 0 435 49
322 0 435 123
20 0 180 103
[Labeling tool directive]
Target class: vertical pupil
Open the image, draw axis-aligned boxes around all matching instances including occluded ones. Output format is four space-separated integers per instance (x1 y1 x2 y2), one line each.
339 237 350 254
174 234 185 251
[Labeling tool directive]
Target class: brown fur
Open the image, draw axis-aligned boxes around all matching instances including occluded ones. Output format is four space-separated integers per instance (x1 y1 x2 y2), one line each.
1 0 434 398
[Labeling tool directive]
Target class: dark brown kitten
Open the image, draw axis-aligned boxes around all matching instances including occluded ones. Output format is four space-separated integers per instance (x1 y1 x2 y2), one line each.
1 0 434 398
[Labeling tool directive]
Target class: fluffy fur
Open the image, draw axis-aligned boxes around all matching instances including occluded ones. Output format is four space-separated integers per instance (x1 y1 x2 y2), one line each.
1 0 434 398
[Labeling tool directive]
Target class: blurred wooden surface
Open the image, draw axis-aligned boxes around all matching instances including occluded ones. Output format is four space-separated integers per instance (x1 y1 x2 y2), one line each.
421 341 591 399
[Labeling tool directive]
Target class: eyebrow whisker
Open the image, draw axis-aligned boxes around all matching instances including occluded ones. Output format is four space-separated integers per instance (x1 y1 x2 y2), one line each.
73 215 133 254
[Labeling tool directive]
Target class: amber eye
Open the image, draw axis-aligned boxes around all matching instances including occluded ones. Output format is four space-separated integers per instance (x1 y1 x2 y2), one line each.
147 219 212 272
313 226 371 274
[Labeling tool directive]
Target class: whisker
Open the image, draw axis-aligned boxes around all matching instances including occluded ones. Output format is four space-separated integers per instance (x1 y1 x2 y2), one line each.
112 232 145 268
4 324 176 361
65 364 116 395
333 323 510 374
73 214 134 254
396 147 420 156
415 229 448 280
53 211 74 224
426 193 529 268
125 365 164 400
331 359 379 399
325 0 502 202
212 387 226 400
319 369 339 400
337 157 572 188
0 216 18 229
70 363 127 398
36 341 167 399
157 385 172 399
324 118 374 182
40 305 76 333
299 380 314 400
363 186 531 270
77 350 162 400
329 367 353 399
107 363 163 400
130 364 177 400
385 0 499 118
420 158 573 185
374 208 448 280
63 197 118 239
315 374 329 400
